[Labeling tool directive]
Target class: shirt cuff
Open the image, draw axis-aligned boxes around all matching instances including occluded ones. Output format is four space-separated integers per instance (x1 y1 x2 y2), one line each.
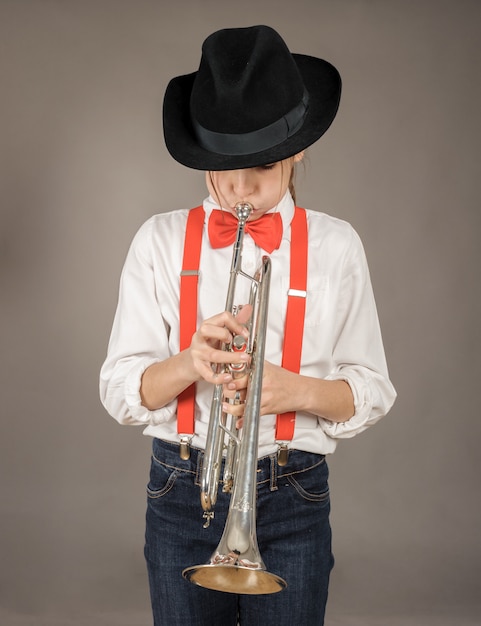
124 358 177 425
320 371 378 439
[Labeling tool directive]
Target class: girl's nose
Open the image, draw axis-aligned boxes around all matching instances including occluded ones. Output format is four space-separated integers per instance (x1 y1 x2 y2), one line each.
231 169 255 198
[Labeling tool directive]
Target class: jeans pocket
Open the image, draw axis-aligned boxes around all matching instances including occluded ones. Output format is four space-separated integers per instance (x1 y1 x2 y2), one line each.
285 462 330 503
146 456 178 499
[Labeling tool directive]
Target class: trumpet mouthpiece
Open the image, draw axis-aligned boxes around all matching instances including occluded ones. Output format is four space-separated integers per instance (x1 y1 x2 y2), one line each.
235 202 253 221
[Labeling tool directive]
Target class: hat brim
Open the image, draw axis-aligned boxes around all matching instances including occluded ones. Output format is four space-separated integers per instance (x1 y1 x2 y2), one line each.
163 54 342 171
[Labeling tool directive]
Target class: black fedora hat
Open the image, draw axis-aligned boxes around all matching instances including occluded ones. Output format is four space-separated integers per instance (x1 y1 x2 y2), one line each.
163 25 341 171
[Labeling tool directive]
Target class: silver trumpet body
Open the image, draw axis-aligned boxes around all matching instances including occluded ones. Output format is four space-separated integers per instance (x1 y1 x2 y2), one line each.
182 203 287 595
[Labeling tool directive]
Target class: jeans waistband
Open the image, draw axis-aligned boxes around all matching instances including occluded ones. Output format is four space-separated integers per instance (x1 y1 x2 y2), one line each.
151 438 326 491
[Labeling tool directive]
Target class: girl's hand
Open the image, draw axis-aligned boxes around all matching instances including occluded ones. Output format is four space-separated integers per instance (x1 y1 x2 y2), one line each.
189 305 252 385
258 361 300 416
232 361 300 430
140 306 254 413
222 373 249 426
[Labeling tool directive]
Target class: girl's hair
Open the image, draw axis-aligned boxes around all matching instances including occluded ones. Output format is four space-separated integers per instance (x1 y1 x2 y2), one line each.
287 160 297 205
285 154 306 205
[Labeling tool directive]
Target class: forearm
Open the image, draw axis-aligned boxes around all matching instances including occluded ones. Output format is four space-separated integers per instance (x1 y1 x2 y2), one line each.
140 349 199 411
295 375 354 423
261 362 355 423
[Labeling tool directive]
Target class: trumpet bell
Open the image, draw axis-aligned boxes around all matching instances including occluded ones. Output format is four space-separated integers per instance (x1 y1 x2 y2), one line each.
182 563 287 595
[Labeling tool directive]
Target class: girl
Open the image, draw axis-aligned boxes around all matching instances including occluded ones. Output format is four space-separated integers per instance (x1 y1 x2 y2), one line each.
100 25 396 626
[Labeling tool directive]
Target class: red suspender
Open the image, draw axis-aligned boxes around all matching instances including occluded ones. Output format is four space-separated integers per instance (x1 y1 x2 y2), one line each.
177 206 205 438
178 206 308 444
275 206 308 441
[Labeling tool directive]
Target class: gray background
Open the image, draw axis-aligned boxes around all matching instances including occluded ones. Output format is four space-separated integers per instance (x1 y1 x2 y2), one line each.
1 1 480 625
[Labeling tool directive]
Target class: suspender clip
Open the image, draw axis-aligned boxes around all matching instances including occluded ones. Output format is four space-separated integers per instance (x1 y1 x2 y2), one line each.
179 435 193 460
276 442 289 467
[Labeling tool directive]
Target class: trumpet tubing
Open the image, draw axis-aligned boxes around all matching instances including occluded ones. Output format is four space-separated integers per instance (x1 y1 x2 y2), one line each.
182 203 287 595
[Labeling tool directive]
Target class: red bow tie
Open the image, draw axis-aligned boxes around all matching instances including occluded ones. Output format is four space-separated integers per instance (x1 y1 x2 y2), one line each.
208 210 283 253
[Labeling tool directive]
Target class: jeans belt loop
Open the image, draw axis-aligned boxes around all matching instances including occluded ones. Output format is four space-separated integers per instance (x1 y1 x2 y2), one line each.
269 454 278 492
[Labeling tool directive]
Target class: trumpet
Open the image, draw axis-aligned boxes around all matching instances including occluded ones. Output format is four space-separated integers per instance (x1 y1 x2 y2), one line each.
182 202 287 595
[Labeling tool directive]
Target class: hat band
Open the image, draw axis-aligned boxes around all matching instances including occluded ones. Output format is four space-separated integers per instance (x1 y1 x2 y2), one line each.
191 90 309 157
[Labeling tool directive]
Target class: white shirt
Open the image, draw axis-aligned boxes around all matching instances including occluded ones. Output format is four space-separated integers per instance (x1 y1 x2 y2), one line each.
99 192 396 456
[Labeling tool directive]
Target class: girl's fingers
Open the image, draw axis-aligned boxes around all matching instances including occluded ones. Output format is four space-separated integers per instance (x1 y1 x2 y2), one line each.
190 306 253 384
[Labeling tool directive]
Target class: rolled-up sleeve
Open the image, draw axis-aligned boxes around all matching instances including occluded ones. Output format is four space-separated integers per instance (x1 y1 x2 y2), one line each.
321 228 396 438
99 217 178 427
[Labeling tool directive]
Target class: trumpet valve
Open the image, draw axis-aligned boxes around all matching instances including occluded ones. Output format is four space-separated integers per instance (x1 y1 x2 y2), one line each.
228 334 248 377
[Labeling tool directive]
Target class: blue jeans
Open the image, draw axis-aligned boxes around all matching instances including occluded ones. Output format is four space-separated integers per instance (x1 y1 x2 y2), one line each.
145 438 334 625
